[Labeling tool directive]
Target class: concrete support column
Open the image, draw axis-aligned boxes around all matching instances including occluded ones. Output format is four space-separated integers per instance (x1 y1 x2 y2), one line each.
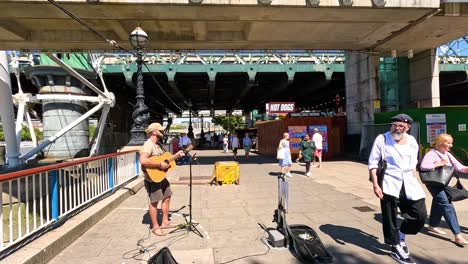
345 52 381 135
26 66 95 160
409 49 440 108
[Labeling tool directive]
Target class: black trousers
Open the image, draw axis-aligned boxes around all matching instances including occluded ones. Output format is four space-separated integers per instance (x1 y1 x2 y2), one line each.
305 161 311 173
380 185 427 245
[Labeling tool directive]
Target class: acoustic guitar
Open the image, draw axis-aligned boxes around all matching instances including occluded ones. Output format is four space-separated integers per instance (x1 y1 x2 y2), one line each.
146 146 193 183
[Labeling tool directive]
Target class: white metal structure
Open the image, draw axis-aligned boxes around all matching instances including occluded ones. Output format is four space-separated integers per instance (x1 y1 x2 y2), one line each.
4 52 115 163
103 51 346 65
0 51 20 166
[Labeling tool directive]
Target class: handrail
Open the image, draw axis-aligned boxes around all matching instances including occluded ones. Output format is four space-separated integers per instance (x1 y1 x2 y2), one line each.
0 150 138 182
0 150 139 258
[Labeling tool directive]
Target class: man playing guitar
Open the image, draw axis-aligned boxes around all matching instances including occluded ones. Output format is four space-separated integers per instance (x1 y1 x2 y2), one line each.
140 122 185 236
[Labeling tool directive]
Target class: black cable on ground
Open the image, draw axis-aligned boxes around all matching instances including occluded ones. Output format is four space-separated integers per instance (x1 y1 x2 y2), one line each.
121 229 188 262
218 228 271 264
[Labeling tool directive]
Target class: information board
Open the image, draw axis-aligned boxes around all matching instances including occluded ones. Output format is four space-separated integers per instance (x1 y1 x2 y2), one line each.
426 114 446 144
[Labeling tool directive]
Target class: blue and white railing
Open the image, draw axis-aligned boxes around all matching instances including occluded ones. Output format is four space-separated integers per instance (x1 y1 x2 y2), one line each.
0 150 139 257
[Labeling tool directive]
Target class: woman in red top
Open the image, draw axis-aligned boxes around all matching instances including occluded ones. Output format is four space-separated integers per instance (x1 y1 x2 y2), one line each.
172 135 180 154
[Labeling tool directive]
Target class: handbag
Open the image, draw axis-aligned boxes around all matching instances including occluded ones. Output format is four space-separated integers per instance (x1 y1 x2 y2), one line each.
444 176 468 202
419 151 456 187
419 166 455 187
277 147 285 160
369 134 386 187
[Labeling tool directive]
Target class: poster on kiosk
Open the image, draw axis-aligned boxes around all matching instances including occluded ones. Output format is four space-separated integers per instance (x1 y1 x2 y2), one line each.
309 125 328 152
288 126 308 151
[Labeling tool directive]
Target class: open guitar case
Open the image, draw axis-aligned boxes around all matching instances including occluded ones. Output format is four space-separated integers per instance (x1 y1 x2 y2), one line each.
273 175 333 264
147 247 179 264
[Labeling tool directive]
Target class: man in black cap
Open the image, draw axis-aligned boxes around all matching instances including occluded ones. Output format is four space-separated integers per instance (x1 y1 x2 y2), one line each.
368 113 426 264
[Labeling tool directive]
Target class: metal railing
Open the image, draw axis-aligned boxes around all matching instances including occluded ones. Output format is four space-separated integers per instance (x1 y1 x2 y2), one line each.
0 150 139 258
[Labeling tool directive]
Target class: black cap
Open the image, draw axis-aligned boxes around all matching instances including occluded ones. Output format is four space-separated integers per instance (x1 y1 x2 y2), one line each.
391 113 413 124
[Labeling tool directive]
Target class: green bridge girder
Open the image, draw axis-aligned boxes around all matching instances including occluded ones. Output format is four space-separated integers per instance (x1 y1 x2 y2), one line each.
7 52 468 116
102 63 344 81
439 64 468 72
101 62 468 77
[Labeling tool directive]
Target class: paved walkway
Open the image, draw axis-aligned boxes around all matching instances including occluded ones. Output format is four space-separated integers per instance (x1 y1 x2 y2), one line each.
48 150 468 264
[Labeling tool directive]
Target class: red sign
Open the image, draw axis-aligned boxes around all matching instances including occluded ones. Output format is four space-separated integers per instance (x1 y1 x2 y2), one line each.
266 102 295 114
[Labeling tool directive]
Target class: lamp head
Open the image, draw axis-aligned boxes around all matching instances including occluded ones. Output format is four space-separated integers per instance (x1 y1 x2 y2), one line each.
129 26 149 49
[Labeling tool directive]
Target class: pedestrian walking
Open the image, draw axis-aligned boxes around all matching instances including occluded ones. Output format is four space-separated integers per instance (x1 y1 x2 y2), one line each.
278 132 292 177
368 114 427 264
420 133 468 246
298 134 316 177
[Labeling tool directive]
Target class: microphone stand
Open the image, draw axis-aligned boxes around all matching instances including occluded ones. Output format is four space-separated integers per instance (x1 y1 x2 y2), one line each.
170 152 203 237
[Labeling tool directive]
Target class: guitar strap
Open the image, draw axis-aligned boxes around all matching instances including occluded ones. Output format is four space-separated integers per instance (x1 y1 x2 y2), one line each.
156 142 168 154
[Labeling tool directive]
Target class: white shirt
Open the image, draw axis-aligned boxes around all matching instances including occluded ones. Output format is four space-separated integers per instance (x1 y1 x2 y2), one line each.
368 132 425 200
223 137 228 144
312 133 323 150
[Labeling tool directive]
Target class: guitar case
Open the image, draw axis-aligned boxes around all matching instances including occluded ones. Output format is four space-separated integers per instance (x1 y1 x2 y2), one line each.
147 247 179 264
274 209 333 263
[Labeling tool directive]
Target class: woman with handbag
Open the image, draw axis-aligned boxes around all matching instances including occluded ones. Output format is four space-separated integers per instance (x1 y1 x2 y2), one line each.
278 132 293 177
420 133 468 246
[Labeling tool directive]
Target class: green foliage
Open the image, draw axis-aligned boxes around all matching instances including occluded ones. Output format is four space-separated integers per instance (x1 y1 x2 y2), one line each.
89 124 96 139
0 125 43 141
171 124 186 130
212 116 244 132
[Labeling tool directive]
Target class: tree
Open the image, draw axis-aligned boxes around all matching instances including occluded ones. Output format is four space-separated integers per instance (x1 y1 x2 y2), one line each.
212 116 244 132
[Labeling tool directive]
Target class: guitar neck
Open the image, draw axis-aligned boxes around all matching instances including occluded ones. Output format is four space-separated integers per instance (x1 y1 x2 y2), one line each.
167 154 179 163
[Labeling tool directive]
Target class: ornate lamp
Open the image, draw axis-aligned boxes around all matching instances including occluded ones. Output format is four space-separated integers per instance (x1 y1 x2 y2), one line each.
127 26 150 146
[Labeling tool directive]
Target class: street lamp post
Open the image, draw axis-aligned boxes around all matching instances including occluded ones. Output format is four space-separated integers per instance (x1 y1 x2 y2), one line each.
127 26 150 146
187 100 194 139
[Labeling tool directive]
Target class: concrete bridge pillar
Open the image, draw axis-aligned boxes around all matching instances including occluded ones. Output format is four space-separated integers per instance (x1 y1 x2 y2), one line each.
25 66 96 160
345 52 381 135
409 49 440 108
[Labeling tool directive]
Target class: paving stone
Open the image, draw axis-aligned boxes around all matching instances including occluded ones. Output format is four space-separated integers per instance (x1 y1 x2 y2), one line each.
23 150 468 264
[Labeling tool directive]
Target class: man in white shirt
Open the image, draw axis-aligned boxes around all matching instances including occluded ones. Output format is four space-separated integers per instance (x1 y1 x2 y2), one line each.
368 114 426 264
312 128 323 168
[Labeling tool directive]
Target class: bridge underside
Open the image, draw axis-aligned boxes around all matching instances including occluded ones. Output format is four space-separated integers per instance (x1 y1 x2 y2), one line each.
0 2 467 54
11 69 466 116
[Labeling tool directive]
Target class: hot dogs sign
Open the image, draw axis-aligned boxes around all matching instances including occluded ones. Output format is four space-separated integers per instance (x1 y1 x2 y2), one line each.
266 102 295 115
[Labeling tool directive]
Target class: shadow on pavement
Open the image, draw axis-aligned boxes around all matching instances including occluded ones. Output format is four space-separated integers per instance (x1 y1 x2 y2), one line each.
319 224 387 256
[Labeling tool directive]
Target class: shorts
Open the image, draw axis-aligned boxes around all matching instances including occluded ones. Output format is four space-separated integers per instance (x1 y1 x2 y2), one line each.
244 146 250 153
232 147 238 154
314 149 322 157
144 178 172 203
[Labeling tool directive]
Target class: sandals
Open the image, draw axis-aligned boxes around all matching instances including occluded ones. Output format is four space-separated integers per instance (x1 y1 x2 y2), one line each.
455 236 468 246
428 226 447 235
152 228 167 236
160 222 178 229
